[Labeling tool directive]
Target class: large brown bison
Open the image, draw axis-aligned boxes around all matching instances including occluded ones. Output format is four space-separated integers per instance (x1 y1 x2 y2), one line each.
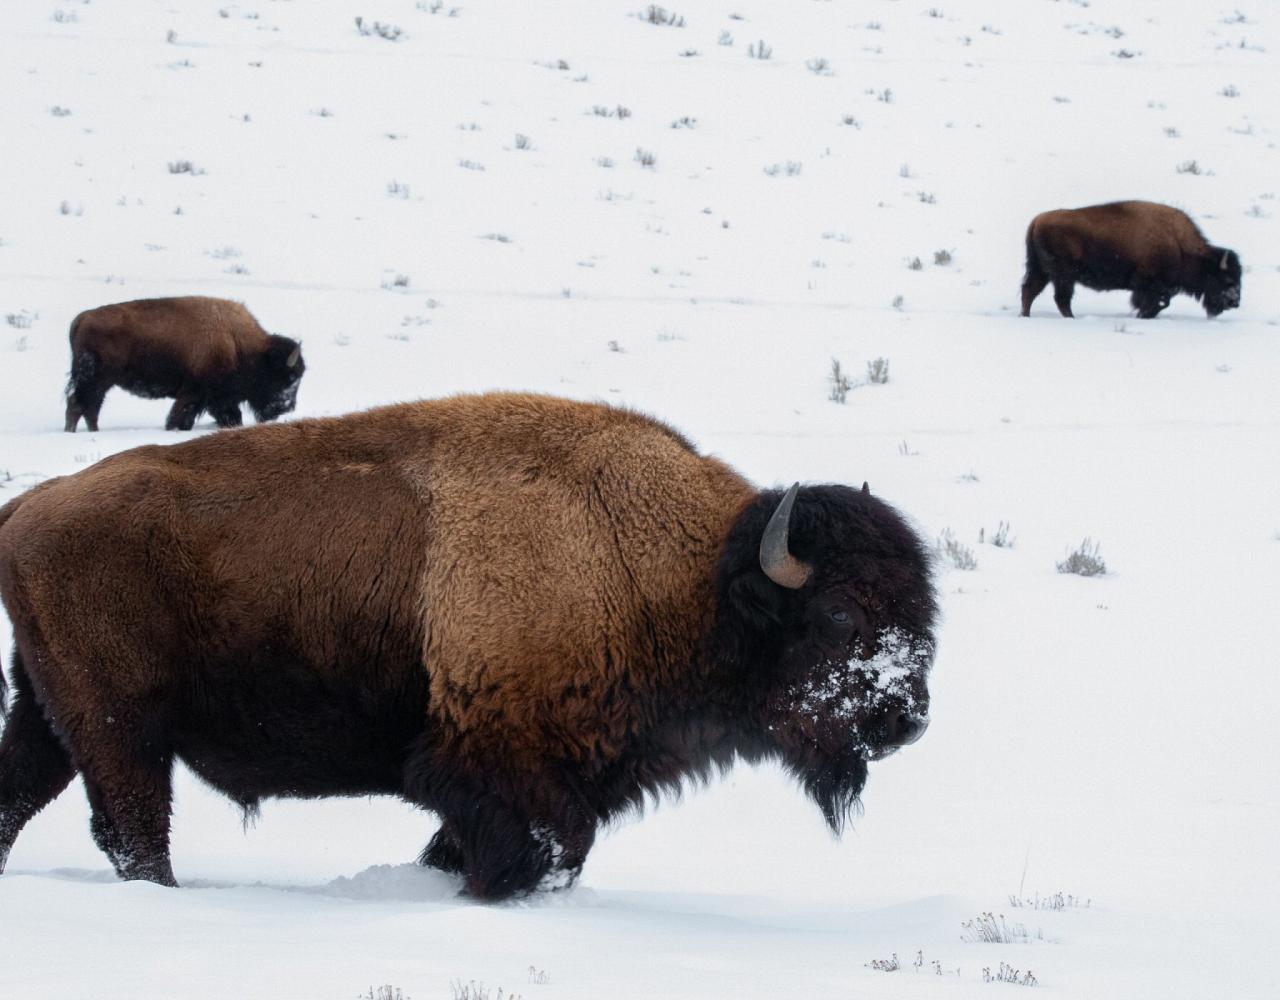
1020 200 1242 319
63 296 305 432
0 393 937 899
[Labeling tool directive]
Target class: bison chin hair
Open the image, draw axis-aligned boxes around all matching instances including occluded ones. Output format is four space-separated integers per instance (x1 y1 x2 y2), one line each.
792 752 868 835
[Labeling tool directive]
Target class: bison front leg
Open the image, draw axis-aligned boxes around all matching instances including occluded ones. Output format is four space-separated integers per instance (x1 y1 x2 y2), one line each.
437 790 596 900
1131 285 1171 320
0 656 78 872
165 394 203 431
209 400 244 429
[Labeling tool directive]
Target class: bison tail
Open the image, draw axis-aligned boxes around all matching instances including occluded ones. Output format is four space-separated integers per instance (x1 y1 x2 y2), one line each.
1022 223 1045 284
65 348 99 401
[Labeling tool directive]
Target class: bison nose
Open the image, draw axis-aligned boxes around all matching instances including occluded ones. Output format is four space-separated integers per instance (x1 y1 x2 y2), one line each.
882 710 929 748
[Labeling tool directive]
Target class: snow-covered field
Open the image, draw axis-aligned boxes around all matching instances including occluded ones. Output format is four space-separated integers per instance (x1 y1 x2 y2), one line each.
2 1 1277 997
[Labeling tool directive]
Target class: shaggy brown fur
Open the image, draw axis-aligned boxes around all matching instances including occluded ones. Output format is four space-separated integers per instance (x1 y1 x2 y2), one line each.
1021 200 1242 319
64 296 304 432
0 393 937 898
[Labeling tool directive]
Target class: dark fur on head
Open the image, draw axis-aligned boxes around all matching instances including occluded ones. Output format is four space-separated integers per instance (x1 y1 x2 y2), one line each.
712 484 938 832
248 335 305 422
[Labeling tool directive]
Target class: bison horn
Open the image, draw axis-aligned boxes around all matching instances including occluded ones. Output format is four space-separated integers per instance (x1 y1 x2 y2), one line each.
861 481 870 496
286 344 301 368
1220 252 1229 271
759 482 812 590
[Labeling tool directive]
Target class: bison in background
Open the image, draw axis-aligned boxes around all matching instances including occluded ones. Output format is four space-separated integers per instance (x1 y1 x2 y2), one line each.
0 393 938 900
64 296 305 432
1020 200 1241 319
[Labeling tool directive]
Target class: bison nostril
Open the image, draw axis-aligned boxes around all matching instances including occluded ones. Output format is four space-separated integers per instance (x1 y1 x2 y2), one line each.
883 710 929 747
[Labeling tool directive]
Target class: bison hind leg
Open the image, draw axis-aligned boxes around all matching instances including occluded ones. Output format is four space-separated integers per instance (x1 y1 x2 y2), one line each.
165 394 204 432
0 651 78 872
64 351 108 433
1020 263 1050 317
1052 279 1075 318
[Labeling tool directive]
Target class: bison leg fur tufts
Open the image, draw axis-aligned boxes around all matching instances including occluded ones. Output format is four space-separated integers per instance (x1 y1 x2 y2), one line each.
0 654 77 872
418 821 466 875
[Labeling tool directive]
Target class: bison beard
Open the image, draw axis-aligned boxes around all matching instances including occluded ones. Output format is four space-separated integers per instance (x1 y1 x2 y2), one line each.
0 393 937 900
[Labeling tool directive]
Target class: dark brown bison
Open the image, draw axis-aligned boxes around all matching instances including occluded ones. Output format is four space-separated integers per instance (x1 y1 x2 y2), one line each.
0 393 937 899
63 296 305 433
1020 200 1242 319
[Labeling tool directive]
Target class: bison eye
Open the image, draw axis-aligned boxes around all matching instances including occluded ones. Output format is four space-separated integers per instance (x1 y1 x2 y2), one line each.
828 610 852 625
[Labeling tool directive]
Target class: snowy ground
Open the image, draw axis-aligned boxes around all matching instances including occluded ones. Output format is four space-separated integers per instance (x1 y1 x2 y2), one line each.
1 1 1278 998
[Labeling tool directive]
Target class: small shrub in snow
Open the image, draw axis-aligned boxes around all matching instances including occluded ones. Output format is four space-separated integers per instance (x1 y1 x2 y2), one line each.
865 357 889 384
718 30 733 45
1057 538 1106 576
450 983 522 1000
1220 83 1240 97
167 160 204 175
634 147 656 168
1112 48 1139 59
52 9 79 24
641 5 684 27
891 294 905 311
458 159 485 171
1008 891 1090 911
50 105 72 117
526 967 550 985
480 233 512 243
355 17 404 41
387 180 410 198
979 521 1014 548
359 987 409 1000
1176 159 1202 175
918 191 937 204
828 358 853 403
961 912 1040 944
866 953 900 972
748 39 772 59
1164 126 1180 137
877 87 893 103
671 116 697 129
59 200 83 216
983 963 1038 987
381 273 411 290
5 311 35 329
763 161 802 177
513 133 532 150
679 48 699 57
907 256 923 271
806 57 832 75
596 156 615 168
841 114 860 127
607 339 625 353
937 529 977 570
933 248 953 265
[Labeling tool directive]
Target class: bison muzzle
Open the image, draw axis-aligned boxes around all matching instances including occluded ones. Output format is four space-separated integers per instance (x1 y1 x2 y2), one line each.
63 296 305 432
1020 200 1241 319
0 393 937 899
